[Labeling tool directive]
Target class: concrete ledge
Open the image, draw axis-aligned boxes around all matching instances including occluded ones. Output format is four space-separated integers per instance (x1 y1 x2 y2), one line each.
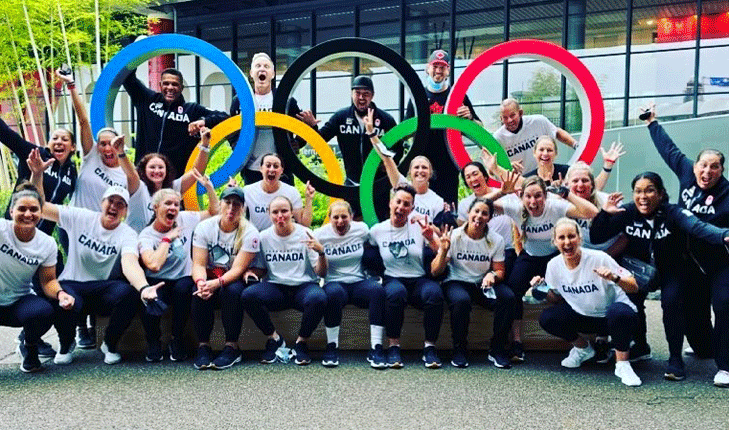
98 302 570 352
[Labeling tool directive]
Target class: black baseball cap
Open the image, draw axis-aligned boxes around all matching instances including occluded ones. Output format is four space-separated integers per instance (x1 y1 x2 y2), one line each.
351 75 374 92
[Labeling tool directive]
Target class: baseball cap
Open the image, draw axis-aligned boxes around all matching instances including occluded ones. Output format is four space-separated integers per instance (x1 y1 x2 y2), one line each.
220 186 245 202
351 75 374 93
428 49 450 67
102 186 130 205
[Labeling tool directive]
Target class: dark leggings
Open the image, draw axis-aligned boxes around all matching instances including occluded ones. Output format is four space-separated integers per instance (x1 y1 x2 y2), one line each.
0 294 53 344
141 276 195 344
442 281 515 353
539 301 636 351
660 273 688 361
191 280 247 344
323 278 384 327
506 251 557 319
708 266 729 371
240 280 327 339
56 280 138 351
681 262 713 358
382 276 444 343
625 290 648 349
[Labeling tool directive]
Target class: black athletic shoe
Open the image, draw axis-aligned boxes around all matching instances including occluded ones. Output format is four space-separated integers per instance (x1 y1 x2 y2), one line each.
19 343 42 373
321 342 339 367
629 343 652 362
193 345 213 370
76 326 96 349
211 346 242 370
488 352 512 369
422 346 442 369
168 338 187 362
367 345 387 369
17 330 55 358
451 347 469 368
664 357 686 381
510 341 525 363
145 341 163 363
261 337 285 364
294 341 311 365
386 345 403 369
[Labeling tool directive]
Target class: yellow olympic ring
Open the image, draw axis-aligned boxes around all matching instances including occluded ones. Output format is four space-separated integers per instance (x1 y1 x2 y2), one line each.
183 112 345 210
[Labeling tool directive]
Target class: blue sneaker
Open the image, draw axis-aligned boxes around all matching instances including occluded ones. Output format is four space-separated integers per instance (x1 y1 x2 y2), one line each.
664 357 686 381
321 342 339 367
145 341 163 363
488 352 512 369
387 345 403 369
211 345 242 370
261 337 285 364
422 346 442 368
18 343 42 373
451 347 469 368
510 341 525 363
367 345 387 369
294 341 311 365
193 345 213 370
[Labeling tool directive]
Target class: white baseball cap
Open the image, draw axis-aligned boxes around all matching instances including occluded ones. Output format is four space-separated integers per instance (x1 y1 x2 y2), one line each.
102 186 130 205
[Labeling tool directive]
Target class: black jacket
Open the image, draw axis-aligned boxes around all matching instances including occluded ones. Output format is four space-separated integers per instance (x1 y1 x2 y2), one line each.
123 74 228 177
591 202 729 277
317 102 398 183
1 118 76 236
649 121 729 271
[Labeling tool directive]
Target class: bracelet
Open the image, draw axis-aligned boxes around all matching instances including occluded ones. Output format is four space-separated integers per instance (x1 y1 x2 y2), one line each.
56 289 65 299
366 131 378 138
603 166 613 173
161 237 172 244
66 83 76 90
139 285 150 293
198 145 210 153
194 278 206 286
117 152 126 158
317 250 325 256
613 275 621 284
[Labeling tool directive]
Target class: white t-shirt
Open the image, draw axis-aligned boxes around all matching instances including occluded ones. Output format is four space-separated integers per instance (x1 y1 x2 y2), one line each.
192 215 260 273
0 220 57 306
243 182 303 231
126 179 182 233
575 191 619 251
245 91 276 171
58 207 138 282
398 174 444 221
369 219 427 278
444 227 505 284
260 224 319 286
458 193 515 250
70 146 127 212
314 221 368 284
545 248 636 318
493 114 558 174
138 211 202 280
500 194 570 257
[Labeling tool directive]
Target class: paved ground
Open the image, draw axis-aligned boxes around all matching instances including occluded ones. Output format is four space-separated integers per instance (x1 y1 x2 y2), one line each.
1 301 728 430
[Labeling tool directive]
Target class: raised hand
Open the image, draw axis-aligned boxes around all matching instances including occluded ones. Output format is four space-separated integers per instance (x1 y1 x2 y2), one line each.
305 181 316 202
499 171 521 195
439 224 452 252
510 159 524 175
26 148 54 174
192 168 212 189
111 134 126 155
480 147 497 172
601 141 626 167
296 110 320 127
593 266 616 282
416 215 436 241
199 126 212 146
603 192 625 214
456 105 472 120
302 230 324 254
55 68 74 85
188 119 205 136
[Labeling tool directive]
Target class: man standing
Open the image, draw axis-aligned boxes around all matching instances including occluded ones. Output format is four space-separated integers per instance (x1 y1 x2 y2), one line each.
494 98 578 174
406 49 480 205
298 75 398 218
123 68 228 177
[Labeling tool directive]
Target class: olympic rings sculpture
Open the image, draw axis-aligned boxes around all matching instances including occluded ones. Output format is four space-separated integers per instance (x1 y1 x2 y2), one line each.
97 36 604 217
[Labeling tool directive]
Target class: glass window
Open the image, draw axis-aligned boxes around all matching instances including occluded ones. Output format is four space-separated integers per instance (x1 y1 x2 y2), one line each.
699 46 729 96
629 49 695 96
405 0 451 65
700 1 729 46
317 8 354 43
509 1 563 44
631 4 698 49
237 20 270 71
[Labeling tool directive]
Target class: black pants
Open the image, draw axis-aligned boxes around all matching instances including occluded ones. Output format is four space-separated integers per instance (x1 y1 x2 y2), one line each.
506 251 557 319
680 261 713 358
323 279 384 327
626 290 648 349
141 276 195 344
382 276 444 342
0 294 53 344
56 280 138 351
442 281 515 353
191 280 247 344
540 301 636 352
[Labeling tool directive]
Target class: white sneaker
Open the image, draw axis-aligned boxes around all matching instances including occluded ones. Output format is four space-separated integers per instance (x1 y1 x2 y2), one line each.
561 344 595 368
714 370 729 387
615 361 642 386
100 342 122 365
53 342 76 365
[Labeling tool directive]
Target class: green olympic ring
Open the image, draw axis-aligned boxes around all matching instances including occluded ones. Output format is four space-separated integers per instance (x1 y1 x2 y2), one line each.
360 114 512 226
